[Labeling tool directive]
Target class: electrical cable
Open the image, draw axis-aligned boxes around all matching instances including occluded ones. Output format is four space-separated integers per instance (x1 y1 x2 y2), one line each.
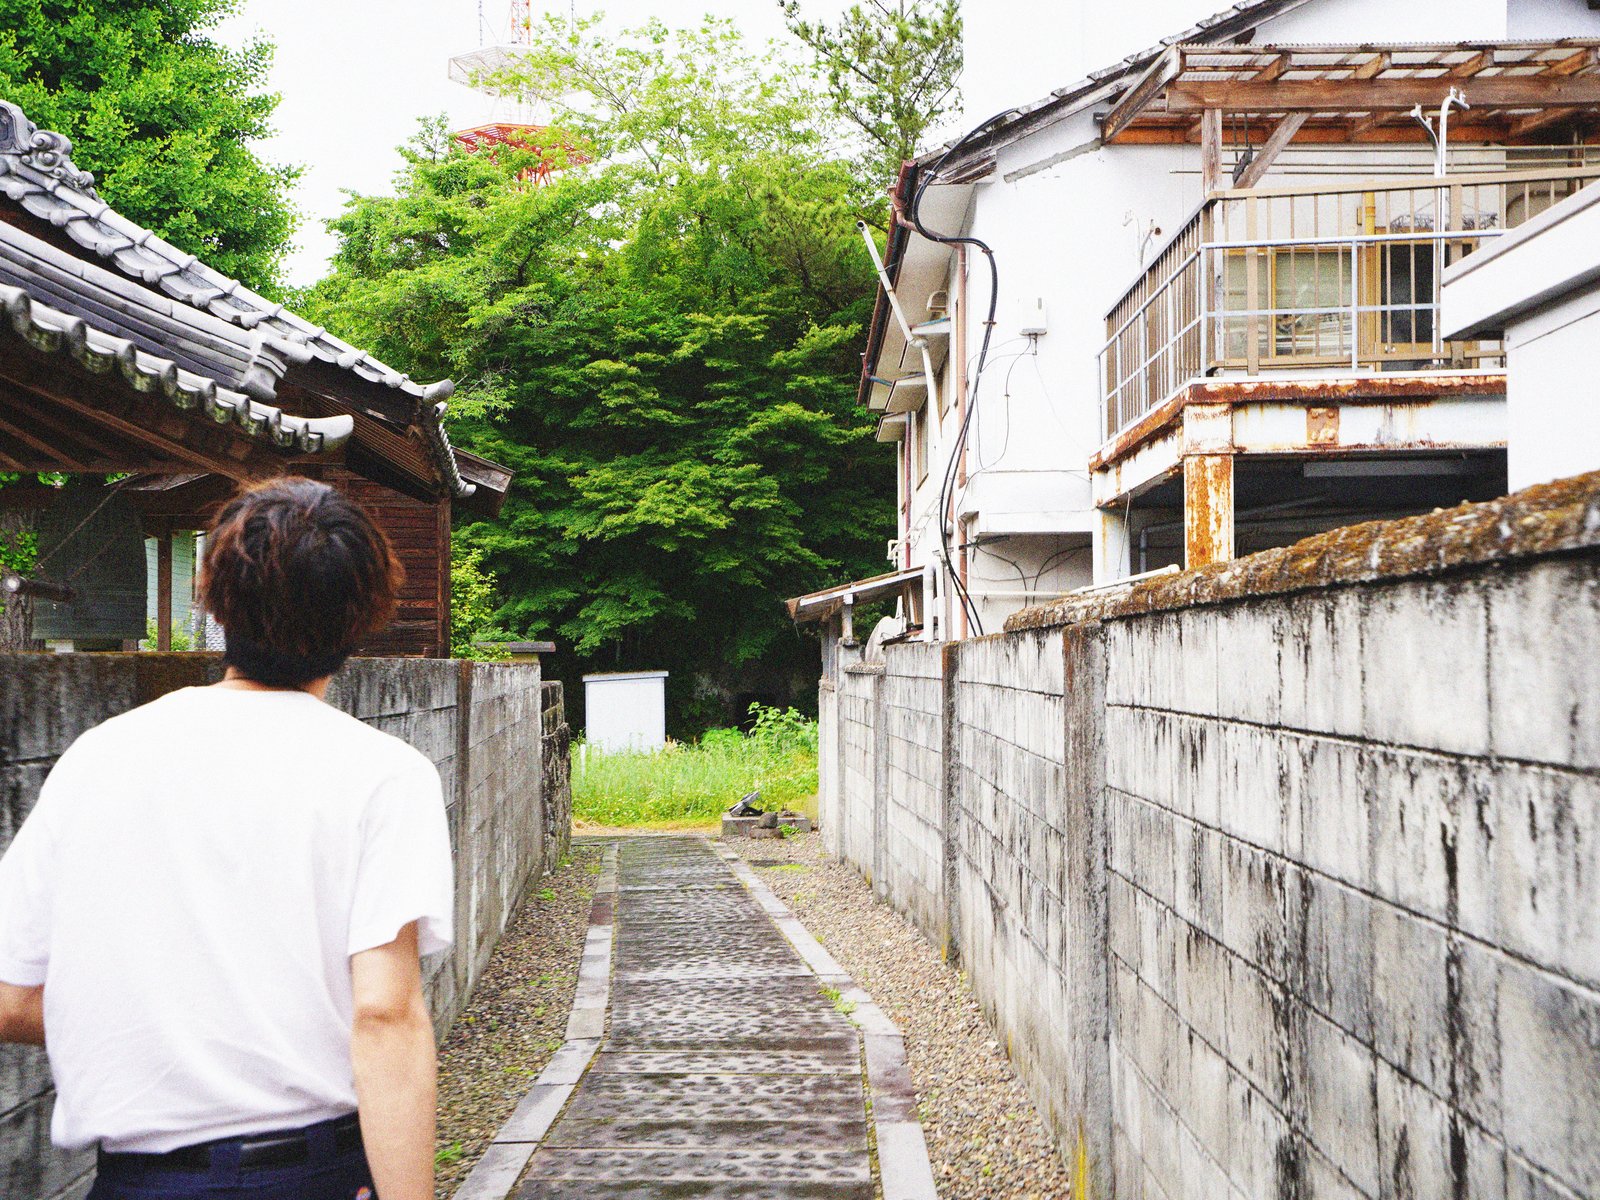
911 108 1017 638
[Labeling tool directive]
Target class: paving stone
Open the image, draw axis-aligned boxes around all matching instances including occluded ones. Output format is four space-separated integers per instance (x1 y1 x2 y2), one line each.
516 838 883 1200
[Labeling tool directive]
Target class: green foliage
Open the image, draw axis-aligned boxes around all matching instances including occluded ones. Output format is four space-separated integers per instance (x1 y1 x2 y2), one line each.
573 705 820 827
140 619 194 652
450 543 509 660
0 0 298 294
306 17 895 732
781 0 963 192
0 527 37 576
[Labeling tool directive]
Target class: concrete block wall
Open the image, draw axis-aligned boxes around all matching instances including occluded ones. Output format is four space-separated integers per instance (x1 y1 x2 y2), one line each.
0 654 569 1200
836 661 882 874
817 475 1600 1200
880 643 947 943
1105 559 1600 1200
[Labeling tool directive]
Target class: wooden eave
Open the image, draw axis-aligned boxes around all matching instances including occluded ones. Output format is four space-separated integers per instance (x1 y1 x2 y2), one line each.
1101 41 1600 145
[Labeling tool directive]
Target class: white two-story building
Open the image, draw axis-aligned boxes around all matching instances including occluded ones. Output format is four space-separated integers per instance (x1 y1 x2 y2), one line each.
788 0 1600 643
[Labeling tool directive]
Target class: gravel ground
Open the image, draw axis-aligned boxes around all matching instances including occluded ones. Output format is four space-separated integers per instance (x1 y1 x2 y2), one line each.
434 843 603 1198
730 831 1075 1200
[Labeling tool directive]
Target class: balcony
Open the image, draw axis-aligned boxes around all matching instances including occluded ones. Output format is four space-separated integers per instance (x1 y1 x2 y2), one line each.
1099 166 1600 442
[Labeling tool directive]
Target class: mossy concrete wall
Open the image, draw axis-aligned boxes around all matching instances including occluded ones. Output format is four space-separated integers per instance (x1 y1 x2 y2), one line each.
0 654 570 1200
820 471 1600 1199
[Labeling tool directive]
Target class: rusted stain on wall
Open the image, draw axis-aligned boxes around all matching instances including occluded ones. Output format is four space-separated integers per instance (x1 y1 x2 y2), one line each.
1184 452 1235 568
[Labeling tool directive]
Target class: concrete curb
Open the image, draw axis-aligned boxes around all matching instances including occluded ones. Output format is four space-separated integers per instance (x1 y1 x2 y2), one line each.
451 842 618 1200
714 840 941 1200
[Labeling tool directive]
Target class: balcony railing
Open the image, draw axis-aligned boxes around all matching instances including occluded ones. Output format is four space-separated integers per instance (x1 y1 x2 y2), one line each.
1099 167 1600 442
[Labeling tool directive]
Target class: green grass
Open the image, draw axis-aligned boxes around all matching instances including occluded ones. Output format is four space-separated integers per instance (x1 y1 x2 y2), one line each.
573 704 818 827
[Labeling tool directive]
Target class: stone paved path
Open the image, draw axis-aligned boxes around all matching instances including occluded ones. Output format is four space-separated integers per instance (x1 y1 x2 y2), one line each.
514 838 876 1199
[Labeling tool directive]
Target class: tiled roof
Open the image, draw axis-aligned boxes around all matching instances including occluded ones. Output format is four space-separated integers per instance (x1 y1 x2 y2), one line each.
0 100 475 499
0 283 353 454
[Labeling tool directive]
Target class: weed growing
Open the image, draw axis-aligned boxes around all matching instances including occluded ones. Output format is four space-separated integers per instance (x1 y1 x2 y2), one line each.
573 703 818 827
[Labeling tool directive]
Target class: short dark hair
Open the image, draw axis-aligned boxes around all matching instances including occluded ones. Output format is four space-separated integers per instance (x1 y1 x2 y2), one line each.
199 477 404 686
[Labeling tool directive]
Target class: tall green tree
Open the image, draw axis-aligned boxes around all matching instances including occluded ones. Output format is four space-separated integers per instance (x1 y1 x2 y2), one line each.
308 20 893 732
780 0 963 192
0 0 298 293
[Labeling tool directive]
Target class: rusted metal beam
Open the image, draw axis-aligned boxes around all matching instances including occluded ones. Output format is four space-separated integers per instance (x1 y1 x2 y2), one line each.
1233 112 1310 188
1164 76 1600 112
1183 453 1234 569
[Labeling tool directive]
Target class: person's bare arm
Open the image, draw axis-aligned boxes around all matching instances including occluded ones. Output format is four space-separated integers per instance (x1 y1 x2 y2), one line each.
0 983 43 1045
350 922 435 1200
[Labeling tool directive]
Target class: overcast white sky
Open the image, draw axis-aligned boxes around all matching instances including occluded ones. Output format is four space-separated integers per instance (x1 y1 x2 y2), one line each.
216 1 853 286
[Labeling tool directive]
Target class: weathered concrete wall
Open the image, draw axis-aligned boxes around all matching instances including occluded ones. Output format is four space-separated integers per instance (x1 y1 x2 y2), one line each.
0 654 570 1200
821 473 1600 1200
880 646 946 942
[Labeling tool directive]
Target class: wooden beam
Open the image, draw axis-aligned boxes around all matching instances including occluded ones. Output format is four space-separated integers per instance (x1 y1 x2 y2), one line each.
1101 46 1185 144
0 356 284 482
1233 112 1310 188
156 527 173 652
1112 120 1522 145
1509 106 1586 138
0 411 91 471
1200 108 1224 194
1254 54 1290 83
1164 76 1600 112
1448 49 1496 78
1350 52 1390 80
1544 48 1599 76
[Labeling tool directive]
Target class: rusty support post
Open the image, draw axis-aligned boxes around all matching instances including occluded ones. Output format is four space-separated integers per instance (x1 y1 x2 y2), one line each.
1184 454 1234 569
156 527 173 652
1183 400 1235 569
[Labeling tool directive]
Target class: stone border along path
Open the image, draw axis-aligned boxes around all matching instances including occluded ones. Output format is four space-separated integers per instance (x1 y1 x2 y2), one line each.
452 836 939 1200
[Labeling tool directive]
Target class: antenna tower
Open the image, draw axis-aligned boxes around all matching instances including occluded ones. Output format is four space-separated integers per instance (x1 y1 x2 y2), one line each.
447 3 589 185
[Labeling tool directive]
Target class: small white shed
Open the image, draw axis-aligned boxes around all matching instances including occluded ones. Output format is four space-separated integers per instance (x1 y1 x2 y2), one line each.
582 670 668 752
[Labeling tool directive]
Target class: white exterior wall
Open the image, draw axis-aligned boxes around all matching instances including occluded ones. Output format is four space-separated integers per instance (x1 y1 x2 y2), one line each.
1501 292 1600 490
899 0 1600 620
582 671 667 752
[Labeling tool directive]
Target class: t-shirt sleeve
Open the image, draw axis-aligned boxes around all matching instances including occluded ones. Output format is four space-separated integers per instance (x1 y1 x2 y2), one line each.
348 761 454 958
0 774 60 987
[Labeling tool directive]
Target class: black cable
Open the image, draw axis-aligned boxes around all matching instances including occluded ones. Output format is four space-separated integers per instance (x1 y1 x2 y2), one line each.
910 108 1014 638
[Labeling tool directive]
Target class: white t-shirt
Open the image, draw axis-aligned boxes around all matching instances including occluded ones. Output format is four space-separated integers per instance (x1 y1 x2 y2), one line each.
0 685 454 1153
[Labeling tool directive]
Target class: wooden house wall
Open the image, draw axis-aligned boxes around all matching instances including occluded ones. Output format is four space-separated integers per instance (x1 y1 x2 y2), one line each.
323 466 451 658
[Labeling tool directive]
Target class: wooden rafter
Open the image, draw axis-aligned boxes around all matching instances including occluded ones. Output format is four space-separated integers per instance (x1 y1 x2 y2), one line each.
1544 48 1599 77
1350 52 1391 80
1448 49 1497 78
1233 112 1310 188
1254 54 1290 83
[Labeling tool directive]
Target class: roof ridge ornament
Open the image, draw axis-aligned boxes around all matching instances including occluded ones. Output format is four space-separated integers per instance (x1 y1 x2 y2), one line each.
0 101 97 196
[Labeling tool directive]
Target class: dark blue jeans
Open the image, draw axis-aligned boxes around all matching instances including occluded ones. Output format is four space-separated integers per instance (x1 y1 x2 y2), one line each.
86 1115 377 1200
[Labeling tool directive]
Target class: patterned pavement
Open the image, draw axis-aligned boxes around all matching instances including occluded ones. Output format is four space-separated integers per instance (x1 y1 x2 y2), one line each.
514 838 875 1199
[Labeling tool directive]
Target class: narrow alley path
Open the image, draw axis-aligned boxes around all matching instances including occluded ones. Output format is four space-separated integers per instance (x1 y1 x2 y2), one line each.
460 837 936 1200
